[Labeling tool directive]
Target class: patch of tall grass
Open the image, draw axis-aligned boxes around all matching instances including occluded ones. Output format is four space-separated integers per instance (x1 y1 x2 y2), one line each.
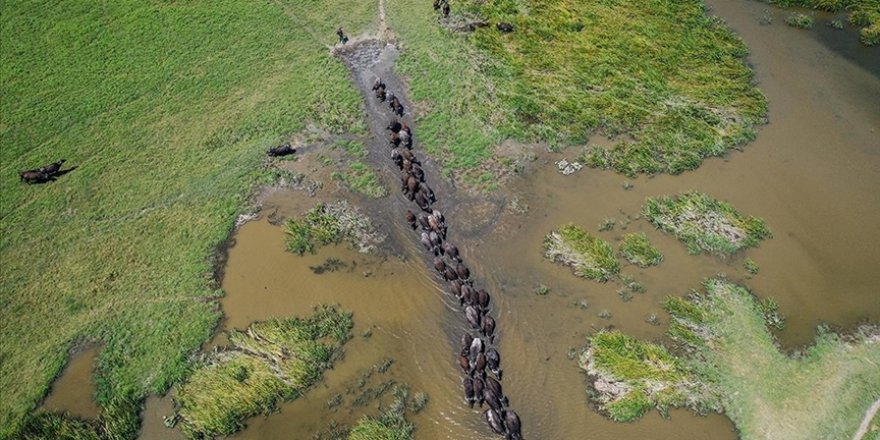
766 0 880 45
284 202 384 256
176 306 353 439
0 0 374 436
643 191 771 255
582 278 880 439
619 232 663 267
544 224 619 281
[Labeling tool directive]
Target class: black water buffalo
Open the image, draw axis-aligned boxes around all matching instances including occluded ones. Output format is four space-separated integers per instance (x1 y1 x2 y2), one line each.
486 348 502 379
466 306 481 329
497 22 515 33
400 148 417 163
372 77 385 91
19 170 53 184
414 190 431 212
419 183 436 203
473 352 487 378
411 164 424 182
459 354 471 375
267 143 295 157
402 175 419 200
376 87 387 101
392 148 403 169
506 410 523 440
428 231 442 248
417 212 430 230
473 377 485 406
443 242 460 261
387 119 402 133
478 289 490 310
484 409 505 435
450 281 463 301
433 257 447 274
485 376 503 402
456 263 470 280
390 96 404 116
463 377 475 407
420 232 433 253
469 336 484 359
39 159 66 175
460 333 473 356
483 388 504 413
445 266 458 282
390 131 402 147
405 210 417 229
482 315 495 340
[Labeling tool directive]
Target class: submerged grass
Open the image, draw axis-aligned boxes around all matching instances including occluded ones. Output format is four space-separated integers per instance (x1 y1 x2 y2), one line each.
582 278 880 439
347 385 417 440
0 0 375 437
619 232 663 267
544 224 619 281
644 191 771 255
176 306 353 439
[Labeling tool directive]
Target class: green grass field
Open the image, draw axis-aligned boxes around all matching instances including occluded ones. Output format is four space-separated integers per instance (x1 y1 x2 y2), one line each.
0 1 376 437
581 278 880 439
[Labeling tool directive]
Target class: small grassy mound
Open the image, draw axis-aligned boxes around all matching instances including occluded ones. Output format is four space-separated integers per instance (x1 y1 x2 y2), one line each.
176 306 353 439
348 412 414 440
544 224 619 282
786 12 815 28
16 413 102 440
581 278 880 439
619 232 663 267
332 139 388 198
643 191 771 255
284 201 384 255
580 330 716 421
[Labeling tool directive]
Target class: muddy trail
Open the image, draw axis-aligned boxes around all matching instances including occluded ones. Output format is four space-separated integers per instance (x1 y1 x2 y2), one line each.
333 36 522 437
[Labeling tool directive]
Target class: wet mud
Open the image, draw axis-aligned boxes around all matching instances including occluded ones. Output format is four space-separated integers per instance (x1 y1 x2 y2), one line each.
40 345 101 420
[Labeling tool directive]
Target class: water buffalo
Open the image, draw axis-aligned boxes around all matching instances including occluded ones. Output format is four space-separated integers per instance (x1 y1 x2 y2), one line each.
376 87 387 101
459 354 471 375
486 348 502 379
433 257 447 274
390 132 401 147
19 170 52 184
456 263 470 280
484 409 506 435
473 377 485 407
505 410 523 440
402 124 413 148
267 144 295 157
482 315 496 340
466 305 481 329
372 77 385 91
419 183 436 203
403 159 413 174
411 164 424 182
405 210 416 229
444 266 458 283
400 148 417 163
473 353 487 378
478 289 490 311
462 285 476 306
392 148 403 169
463 377 475 407
39 159 66 175
387 119 402 133
460 332 473 356
414 190 431 212
417 212 430 230
442 2 450 18
485 376 503 401
483 388 504 413
450 280 463 300
443 242 460 261
428 231 442 249
497 22 515 33
402 175 419 200
469 336 484 359
390 96 404 116
420 232 433 253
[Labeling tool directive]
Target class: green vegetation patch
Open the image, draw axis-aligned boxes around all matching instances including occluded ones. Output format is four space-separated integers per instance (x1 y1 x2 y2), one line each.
644 191 771 255
16 413 102 440
176 306 353 439
581 278 880 440
767 0 880 45
619 232 663 267
0 0 374 436
284 201 385 256
464 0 767 176
581 330 717 421
335 162 389 198
544 224 620 281
786 12 815 28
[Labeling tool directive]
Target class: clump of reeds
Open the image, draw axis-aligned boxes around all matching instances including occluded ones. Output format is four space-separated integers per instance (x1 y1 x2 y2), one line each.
619 232 663 267
643 192 771 255
544 224 620 282
284 202 385 255
786 12 815 28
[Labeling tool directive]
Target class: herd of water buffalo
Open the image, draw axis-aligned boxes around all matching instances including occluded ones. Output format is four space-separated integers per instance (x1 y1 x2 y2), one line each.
372 76 524 439
18 159 70 184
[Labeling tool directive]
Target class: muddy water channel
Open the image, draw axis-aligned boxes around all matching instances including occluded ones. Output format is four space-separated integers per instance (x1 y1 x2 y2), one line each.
137 2 877 440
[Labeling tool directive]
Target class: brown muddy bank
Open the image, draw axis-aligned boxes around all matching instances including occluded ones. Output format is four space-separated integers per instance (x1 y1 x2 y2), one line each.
39 345 101 420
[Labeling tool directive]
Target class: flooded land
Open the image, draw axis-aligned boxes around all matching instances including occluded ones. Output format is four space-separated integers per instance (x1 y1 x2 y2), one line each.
33 0 879 439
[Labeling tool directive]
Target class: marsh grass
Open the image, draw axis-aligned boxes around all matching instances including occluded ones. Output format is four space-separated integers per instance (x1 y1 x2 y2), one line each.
0 1 375 436
544 224 619 282
619 233 663 267
284 202 384 256
582 278 880 440
176 306 353 439
16 413 102 440
347 384 417 440
766 0 880 45
644 191 771 255
786 12 816 28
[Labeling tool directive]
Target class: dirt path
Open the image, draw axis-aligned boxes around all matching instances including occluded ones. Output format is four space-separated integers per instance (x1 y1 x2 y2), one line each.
853 399 880 440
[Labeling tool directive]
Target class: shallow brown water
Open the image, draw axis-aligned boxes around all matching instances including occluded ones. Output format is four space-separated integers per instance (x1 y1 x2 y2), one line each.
54 0 879 438
40 346 101 419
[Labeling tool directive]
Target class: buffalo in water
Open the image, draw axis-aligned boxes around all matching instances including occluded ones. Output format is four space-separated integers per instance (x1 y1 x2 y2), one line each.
443 242 460 261
267 143 295 157
417 212 430 230
484 409 505 435
405 210 417 229
402 175 419 200
482 315 496 341
445 266 458 282
459 354 471 375
433 257 447 274
456 263 470 280
478 289 490 310
387 119 402 133
506 410 523 440
486 347 502 379
466 305 481 329
483 387 504 413
473 377 485 406
390 132 402 147
473 352 487 379
414 190 431 212
460 333 473 356
389 96 404 116
463 377 475 407
450 282 463 301
469 336 484 359
392 148 403 169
